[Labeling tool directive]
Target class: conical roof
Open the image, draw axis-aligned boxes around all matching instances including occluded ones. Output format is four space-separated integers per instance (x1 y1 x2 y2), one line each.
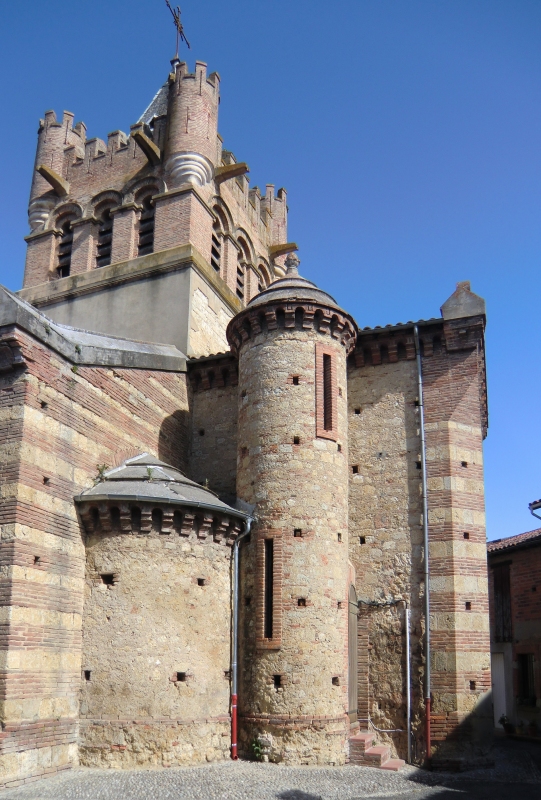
74 453 246 519
247 254 339 310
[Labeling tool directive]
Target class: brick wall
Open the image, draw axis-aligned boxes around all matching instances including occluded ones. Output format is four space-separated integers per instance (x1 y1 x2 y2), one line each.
488 539 541 728
0 325 189 787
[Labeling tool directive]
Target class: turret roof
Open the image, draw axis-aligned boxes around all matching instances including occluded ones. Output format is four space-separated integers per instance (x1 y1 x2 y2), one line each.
247 254 340 310
74 453 246 519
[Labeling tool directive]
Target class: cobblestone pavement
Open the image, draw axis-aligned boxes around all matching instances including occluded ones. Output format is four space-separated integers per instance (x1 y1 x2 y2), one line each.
1 738 540 800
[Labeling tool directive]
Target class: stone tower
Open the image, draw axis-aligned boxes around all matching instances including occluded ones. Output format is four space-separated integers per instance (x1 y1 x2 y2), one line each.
227 255 358 764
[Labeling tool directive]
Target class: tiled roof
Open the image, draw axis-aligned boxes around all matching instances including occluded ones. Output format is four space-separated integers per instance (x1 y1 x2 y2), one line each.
487 528 541 554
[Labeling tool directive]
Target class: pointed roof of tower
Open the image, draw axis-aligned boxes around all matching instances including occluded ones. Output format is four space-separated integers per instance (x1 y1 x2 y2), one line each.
247 253 340 310
138 81 169 125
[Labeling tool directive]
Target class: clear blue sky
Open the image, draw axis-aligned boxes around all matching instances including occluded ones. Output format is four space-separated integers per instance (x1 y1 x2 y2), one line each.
0 0 539 541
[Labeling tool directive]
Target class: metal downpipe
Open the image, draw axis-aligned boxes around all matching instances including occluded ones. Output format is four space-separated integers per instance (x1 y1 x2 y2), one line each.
231 516 253 760
413 324 431 764
405 604 412 763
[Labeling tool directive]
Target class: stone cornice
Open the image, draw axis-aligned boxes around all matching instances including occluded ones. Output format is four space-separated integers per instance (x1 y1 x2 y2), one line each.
17 243 243 318
227 301 358 356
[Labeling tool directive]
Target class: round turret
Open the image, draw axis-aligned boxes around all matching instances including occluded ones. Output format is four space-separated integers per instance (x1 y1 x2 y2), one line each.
164 60 220 188
227 254 358 765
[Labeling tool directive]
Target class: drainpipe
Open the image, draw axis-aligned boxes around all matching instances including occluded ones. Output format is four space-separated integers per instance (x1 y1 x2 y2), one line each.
405 603 412 764
413 324 431 764
231 516 253 760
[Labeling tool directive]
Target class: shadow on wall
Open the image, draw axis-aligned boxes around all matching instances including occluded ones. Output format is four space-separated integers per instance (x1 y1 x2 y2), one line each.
277 793 323 800
158 409 191 472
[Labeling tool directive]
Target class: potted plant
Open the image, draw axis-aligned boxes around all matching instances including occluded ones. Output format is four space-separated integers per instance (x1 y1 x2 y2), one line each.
499 714 515 735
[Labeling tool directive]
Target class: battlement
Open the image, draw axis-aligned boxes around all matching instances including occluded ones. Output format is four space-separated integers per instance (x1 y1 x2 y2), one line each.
40 110 86 141
23 57 289 298
168 59 220 91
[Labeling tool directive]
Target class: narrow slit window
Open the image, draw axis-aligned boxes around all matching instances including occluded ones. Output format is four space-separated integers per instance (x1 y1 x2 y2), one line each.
138 196 155 256
264 539 274 639
323 353 333 431
316 345 337 441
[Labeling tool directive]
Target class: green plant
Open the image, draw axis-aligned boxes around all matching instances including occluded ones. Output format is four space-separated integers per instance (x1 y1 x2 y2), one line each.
75 344 81 354
146 466 154 481
71 365 78 374
251 738 263 761
94 464 109 484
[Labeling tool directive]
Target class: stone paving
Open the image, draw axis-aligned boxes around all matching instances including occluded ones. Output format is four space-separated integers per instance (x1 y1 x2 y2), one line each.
1 738 540 800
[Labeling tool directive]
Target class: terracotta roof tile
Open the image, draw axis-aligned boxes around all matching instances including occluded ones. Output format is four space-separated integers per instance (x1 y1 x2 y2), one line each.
487 528 541 553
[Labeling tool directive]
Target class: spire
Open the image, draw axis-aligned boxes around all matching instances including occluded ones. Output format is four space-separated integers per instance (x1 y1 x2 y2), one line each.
285 252 300 276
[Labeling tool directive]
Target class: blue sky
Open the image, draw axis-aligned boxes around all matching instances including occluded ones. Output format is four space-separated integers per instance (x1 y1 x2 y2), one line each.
0 0 539 540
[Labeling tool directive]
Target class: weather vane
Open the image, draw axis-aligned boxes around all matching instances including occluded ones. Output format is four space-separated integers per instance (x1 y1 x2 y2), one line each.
165 1 191 58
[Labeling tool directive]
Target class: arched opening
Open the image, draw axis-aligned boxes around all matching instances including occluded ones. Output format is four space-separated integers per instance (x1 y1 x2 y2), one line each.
236 235 253 301
211 206 228 275
137 195 155 256
56 215 77 278
96 206 114 268
348 584 359 723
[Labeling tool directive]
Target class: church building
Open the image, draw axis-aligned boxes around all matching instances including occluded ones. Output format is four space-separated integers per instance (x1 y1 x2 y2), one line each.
0 51 492 787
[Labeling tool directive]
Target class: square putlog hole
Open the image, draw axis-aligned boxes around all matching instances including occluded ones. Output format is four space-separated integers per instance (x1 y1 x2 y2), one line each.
332 676 340 686
197 578 206 587
101 573 115 586
176 672 187 682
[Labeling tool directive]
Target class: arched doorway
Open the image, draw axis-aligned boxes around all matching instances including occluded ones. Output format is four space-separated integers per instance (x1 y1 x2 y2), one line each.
348 585 359 723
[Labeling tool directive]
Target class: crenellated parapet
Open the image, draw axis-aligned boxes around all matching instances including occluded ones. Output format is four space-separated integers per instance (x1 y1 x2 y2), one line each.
187 352 238 391
78 500 242 547
228 300 357 356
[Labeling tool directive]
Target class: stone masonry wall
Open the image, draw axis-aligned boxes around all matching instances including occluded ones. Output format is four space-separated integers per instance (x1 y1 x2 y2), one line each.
189 357 238 505
347 355 423 760
0 325 189 787
348 319 491 766
79 520 233 768
236 328 350 766
188 270 234 358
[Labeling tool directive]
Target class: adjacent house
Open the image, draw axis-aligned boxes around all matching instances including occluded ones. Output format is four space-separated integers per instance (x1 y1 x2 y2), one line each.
488 527 541 733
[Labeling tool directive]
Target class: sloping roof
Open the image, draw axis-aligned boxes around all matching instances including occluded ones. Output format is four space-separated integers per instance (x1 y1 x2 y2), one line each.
487 528 541 554
74 453 246 520
3 285 186 371
138 82 169 125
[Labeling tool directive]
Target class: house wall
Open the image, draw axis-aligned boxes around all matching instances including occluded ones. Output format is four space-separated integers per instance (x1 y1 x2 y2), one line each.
488 542 541 730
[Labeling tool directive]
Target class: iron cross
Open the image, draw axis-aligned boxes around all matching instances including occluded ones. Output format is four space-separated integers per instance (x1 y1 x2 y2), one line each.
165 1 191 57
